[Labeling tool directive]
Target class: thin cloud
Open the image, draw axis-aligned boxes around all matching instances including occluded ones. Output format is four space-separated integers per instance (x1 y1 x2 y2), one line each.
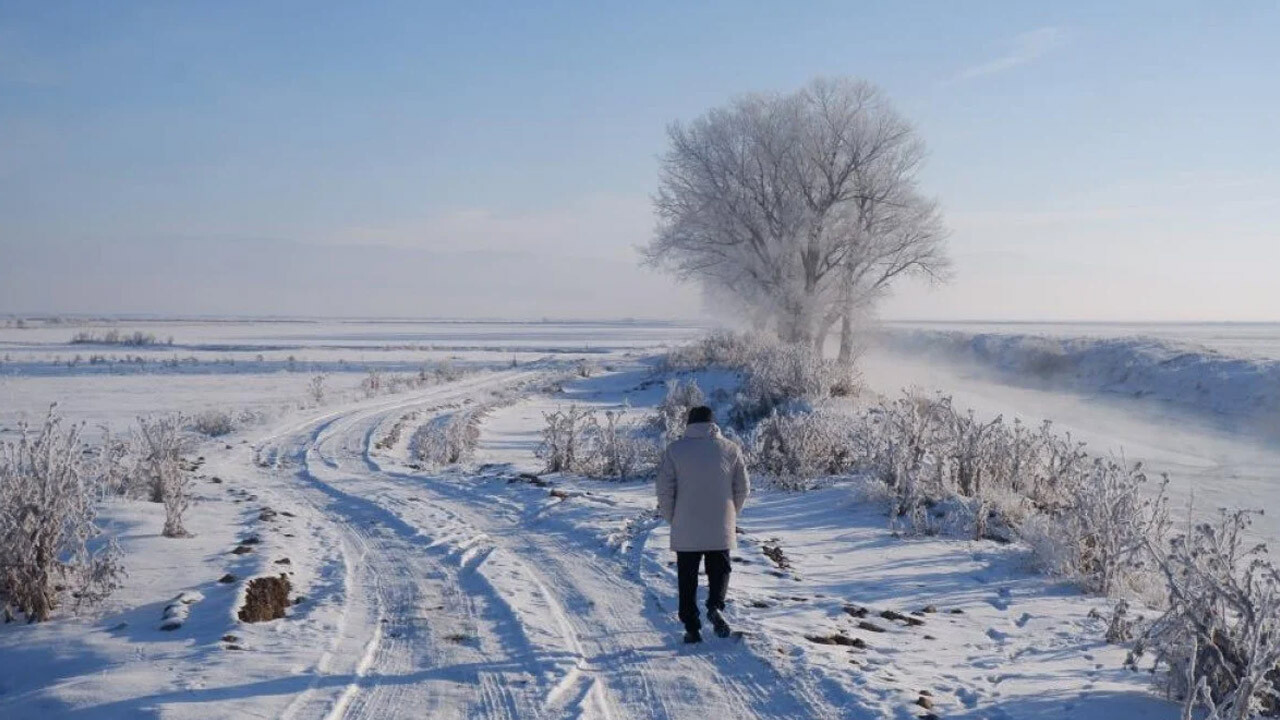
958 27 1069 81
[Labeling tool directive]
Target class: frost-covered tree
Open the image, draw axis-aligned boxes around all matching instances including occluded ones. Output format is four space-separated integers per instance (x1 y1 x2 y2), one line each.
0 409 124 622
646 77 949 350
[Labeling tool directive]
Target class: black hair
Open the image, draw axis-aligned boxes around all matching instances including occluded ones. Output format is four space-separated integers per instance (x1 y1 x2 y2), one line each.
686 405 714 425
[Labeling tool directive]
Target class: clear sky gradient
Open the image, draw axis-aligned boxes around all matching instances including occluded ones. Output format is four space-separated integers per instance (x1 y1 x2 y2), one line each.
2 1 1277 320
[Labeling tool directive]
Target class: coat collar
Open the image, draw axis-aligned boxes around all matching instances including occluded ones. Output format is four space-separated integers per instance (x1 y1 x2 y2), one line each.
683 422 719 439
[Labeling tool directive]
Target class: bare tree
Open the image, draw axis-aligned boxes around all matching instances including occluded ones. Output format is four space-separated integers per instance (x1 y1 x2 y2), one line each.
646 77 949 350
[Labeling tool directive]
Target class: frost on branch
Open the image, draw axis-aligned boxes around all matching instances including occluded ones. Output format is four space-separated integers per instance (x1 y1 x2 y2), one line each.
191 409 235 437
730 341 835 427
750 410 857 491
134 414 193 538
852 390 1169 589
307 374 327 405
651 379 705 442
412 406 489 468
537 405 655 479
0 408 124 622
538 406 594 474
1052 457 1169 597
594 407 656 480
1132 509 1280 720
660 333 836 429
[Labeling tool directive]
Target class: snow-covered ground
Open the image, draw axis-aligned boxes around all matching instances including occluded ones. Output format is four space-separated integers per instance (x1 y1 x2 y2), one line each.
0 319 705 439
6 318 1258 718
886 321 1280 362
879 325 1280 436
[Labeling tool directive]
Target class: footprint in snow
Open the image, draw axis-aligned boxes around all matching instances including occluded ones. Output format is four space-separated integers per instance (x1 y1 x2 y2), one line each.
1014 612 1033 628
955 687 981 708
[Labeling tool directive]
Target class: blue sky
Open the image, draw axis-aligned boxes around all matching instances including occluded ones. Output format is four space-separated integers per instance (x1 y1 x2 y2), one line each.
2 1 1277 320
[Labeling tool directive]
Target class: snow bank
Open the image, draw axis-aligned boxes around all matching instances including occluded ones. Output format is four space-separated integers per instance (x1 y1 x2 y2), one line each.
880 329 1280 428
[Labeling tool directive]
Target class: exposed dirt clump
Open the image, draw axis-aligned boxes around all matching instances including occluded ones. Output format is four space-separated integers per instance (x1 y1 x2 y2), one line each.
509 472 551 487
761 542 791 570
805 633 867 649
238 574 292 623
881 609 926 627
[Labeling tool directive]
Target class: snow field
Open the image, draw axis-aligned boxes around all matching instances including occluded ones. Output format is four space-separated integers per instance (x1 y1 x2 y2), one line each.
0 321 1203 718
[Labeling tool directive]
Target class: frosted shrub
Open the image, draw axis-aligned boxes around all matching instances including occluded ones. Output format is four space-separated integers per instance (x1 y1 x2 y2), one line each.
661 331 763 372
191 409 235 437
943 408 1003 498
426 361 462 384
70 329 158 346
95 427 137 498
852 391 951 532
0 409 124 622
1025 422 1090 513
731 341 835 426
537 406 598 474
361 369 383 398
134 414 193 538
663 332 834 428
307 374 327 405
412 407 488 468
751 409 857 490
595 408 657 479
652 379 705 442
1131 510 1280 719
1054 458 1169 596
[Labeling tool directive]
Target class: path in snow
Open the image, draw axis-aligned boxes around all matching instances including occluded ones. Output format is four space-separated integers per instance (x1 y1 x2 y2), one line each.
247 368 843 720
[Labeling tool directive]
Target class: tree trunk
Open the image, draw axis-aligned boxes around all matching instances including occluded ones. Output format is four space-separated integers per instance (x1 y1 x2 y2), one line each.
837 312 856 368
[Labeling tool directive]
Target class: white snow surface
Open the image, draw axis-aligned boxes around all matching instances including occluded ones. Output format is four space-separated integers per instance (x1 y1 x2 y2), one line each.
0 320 1190 718
879 326 1280 434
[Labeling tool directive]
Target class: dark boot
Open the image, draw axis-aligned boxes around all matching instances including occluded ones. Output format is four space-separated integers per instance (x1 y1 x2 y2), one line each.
704 550 732 638
683 628 703 644
707 608 731 638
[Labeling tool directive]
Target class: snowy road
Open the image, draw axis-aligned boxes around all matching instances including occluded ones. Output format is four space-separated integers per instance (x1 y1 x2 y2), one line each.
244 369 841 720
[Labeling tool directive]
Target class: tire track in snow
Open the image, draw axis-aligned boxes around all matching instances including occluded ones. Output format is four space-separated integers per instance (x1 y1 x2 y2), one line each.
253 369 561 720
254 364 850 720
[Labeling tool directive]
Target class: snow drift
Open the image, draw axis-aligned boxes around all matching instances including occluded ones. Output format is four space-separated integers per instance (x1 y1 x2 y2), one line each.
879 329 1280 431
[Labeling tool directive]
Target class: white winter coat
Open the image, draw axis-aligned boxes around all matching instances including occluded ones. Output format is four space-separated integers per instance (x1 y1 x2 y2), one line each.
655 422 750 551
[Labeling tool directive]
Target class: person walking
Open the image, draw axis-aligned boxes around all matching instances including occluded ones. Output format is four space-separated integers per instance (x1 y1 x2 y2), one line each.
655 405 751 643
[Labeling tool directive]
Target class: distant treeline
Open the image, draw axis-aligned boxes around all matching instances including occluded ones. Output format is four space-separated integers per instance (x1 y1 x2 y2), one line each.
70 330 173 346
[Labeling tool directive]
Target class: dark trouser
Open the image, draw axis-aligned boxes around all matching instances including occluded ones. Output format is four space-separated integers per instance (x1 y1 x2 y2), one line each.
676 550 731 632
